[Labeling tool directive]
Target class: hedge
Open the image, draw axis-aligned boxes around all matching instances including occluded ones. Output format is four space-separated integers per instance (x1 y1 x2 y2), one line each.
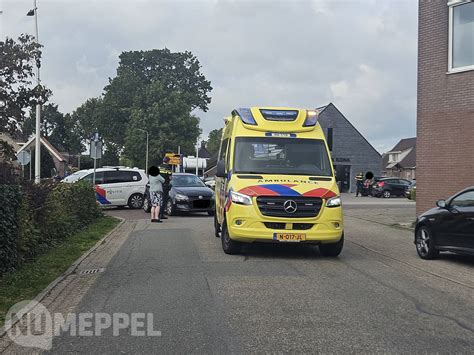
0 185 22 275
0 181 101 275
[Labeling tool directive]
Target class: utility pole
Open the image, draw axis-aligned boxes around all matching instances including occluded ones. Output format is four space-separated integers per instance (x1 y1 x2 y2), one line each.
28 0 42 183
176 145 181 173
195 143 199 176
145 131 149 173
29 148 32 180
137 129 149 172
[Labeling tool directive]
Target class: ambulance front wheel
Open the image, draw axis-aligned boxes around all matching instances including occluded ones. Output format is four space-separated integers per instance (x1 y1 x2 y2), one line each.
221 221 242 255
319 233 344 257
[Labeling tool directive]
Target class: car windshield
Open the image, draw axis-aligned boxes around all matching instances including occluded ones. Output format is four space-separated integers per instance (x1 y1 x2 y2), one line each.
172 175 206 187
233 137 332 176
62 171 88 182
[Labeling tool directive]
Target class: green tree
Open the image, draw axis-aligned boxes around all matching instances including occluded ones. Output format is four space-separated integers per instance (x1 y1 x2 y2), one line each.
74 48 212 167
123 83 202 167
0 34 51 136
206 128 223 155
72 97 122 162
23 103 83 154
110 49 212 112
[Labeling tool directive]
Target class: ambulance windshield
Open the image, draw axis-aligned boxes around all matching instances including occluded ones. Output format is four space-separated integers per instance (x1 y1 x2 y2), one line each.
233 137 332 176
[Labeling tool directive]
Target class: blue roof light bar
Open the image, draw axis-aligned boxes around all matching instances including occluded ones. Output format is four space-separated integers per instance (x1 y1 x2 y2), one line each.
303 110 320 127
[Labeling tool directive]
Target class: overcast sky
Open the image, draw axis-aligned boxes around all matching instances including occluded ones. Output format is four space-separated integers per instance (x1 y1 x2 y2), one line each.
1 0 418 153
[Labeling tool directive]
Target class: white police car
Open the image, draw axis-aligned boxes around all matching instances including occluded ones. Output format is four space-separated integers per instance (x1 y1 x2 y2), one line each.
66 167 148 209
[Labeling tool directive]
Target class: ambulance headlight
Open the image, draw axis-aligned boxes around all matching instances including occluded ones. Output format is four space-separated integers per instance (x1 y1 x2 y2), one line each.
230 191 253 205
326 196 341 208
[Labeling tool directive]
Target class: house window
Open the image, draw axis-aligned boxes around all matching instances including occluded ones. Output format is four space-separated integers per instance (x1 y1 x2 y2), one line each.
448 0 474 72
327 128 333 151
389 153 399 163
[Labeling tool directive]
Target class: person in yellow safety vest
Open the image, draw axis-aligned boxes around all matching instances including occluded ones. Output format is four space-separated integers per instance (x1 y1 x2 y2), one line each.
159 157 173 219
355 172 364 197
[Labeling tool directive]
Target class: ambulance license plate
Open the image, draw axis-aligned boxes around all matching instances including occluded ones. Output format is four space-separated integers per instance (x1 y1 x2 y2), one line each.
273 233 306 242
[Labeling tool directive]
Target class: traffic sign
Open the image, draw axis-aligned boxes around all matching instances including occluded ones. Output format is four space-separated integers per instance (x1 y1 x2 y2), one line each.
90 140 103 160
16 151 31 166
165 153 182 165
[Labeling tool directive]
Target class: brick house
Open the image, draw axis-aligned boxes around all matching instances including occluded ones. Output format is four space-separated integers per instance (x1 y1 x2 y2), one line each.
417 0 474 215
382 138 416 180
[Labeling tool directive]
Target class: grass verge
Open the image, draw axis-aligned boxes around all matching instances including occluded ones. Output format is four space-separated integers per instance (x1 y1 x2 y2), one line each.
0 216 119 327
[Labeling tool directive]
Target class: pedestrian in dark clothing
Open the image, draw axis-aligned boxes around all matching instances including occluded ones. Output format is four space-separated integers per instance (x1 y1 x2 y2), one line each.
159 157 172 219
355 172 364 197
148 166 165 223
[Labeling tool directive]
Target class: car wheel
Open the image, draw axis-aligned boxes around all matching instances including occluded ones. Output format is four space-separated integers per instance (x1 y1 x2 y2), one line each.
143 195 151 213
128 193 144 209
221 221 241 255
214 214 221 238
319 234 344 257
415 226 439 260
383 190 391 198
166 199 176 216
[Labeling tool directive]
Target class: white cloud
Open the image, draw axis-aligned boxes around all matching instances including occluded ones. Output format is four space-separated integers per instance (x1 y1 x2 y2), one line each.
330 80 349 98
1 0 418 151
311 0 332 15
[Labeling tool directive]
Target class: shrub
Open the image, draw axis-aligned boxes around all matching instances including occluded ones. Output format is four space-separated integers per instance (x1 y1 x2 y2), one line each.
17 190 41 262
0 181 101 276
42 182 101 242
410 187 416 201
0 185 22 274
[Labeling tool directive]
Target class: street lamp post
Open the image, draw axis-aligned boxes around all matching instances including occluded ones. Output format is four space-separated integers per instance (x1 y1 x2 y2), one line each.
27 0 41 184
138 129 149 172
195 142 199 176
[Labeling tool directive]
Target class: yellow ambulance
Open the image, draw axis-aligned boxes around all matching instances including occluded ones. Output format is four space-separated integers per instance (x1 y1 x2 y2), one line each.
214 107 343 256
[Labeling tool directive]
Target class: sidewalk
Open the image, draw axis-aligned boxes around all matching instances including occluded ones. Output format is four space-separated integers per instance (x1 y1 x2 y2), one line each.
0 220 137 354
341 193 416 230
341 193 415 206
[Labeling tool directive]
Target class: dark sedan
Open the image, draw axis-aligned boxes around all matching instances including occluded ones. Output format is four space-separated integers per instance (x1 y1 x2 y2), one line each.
143 173 215 216
414 187 474 259
371 178 411 198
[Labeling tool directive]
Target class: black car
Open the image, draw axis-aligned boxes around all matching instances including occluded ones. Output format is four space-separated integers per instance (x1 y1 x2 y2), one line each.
414 187 474 259
371 178 411 198
143 173 215 215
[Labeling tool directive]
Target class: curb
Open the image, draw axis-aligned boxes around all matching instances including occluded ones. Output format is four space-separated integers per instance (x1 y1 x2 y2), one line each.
0 216 125 338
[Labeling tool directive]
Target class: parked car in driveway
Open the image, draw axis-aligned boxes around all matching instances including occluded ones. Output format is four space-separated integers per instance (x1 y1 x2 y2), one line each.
371 178 411 198
414 187 474 259
143 173 215 215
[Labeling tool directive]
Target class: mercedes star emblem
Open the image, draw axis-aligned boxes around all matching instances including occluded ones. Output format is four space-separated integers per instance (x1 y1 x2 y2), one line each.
283 200 297 214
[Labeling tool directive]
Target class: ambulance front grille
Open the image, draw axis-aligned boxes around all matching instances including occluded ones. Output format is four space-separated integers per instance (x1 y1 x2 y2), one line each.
256 196 323 218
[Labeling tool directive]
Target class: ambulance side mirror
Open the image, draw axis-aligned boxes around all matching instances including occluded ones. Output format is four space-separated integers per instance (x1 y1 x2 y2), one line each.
216 160 226 178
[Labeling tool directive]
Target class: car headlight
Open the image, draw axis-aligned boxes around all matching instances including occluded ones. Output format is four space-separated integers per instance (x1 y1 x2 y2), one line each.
326 196 341 208
175 193 188 201
230 191 252 205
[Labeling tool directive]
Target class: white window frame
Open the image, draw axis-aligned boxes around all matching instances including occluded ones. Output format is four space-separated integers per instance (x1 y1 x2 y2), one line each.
448 0 474 73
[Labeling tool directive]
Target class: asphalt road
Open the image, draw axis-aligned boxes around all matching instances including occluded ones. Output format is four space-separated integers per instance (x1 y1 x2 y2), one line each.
47 200 473 354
